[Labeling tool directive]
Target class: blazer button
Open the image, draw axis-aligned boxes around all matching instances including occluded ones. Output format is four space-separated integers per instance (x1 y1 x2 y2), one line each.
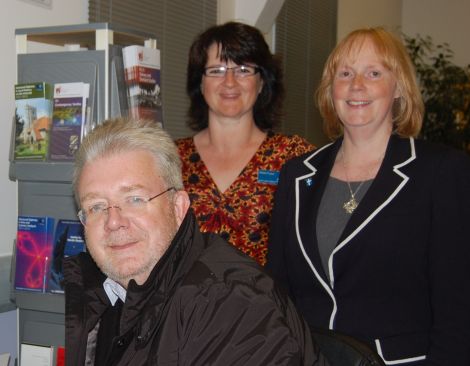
117 338 125 347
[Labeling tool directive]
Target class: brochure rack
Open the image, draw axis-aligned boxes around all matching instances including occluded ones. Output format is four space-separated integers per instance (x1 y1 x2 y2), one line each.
10 23 156 361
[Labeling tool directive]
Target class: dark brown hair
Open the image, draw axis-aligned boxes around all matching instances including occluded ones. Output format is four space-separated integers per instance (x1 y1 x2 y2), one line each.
186 21 284 131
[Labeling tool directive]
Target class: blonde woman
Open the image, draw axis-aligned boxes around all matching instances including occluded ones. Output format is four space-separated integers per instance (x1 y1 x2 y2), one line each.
267 27 470 365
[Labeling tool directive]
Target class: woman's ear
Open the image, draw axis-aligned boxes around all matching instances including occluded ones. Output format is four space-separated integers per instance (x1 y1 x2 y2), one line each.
394 82 401 99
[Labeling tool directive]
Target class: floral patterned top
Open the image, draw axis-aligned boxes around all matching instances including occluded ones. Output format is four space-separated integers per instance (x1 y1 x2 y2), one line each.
176 132 314 265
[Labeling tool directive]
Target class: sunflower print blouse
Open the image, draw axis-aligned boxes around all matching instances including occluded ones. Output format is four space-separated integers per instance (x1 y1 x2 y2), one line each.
176 132 314 266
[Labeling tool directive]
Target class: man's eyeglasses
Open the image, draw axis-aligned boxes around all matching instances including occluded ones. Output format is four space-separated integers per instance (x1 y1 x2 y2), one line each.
78 187 176 226
203 65 260 78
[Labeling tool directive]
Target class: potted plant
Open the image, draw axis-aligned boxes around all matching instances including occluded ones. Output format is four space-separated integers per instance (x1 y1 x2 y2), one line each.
403 34 470 153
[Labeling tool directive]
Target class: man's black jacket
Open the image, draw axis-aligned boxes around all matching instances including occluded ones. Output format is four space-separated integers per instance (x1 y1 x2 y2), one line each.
64 210 327 365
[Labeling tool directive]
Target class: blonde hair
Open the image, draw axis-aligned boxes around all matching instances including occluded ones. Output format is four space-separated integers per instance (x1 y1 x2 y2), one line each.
73 117 183 204
316 27 424 140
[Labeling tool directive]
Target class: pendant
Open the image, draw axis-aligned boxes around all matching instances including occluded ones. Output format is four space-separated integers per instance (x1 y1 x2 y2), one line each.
343 196 358 214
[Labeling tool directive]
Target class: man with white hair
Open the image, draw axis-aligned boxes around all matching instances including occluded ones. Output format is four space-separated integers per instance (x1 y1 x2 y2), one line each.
64 117 327 366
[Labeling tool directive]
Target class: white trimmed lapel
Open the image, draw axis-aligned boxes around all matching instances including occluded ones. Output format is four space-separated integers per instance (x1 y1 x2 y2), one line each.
331 136 416 282
293 141 340 328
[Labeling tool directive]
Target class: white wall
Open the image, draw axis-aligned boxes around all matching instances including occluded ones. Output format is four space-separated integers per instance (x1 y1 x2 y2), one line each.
218 0 266 25
0 309 17 364
0 0 87 257
402 0 470 67
337 0 402 40
217 0 285 50
218 0 284 34
337 0 469 68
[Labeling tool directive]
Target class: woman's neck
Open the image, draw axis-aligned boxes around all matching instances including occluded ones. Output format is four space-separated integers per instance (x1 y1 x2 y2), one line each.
192 119 267 193
332 129 390 182
196 118 266 153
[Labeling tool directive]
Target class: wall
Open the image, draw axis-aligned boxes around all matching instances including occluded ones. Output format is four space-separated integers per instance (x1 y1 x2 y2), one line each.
218 0 266 25
0 0 87 259
0 309 17 365
337 0 402 40
402 0 470 67
217 0 284 50
218 0 284 34
337 0 469 68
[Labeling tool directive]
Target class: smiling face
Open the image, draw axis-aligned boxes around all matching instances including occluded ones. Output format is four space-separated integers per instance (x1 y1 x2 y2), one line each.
332 38 400 135
77 149 187 288
201 43 263 123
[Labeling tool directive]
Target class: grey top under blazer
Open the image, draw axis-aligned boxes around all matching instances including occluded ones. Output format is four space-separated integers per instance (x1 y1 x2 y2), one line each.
267 135 470 365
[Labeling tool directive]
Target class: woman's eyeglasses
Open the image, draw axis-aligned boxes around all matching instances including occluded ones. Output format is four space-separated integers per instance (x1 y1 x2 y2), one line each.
204 65 260 78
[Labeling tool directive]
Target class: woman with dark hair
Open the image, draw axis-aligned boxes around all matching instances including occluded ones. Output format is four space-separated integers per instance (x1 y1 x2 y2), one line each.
176 22 314 265
266 27 470 365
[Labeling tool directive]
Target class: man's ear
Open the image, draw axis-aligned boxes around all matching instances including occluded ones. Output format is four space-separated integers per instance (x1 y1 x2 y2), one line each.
173 190 190 226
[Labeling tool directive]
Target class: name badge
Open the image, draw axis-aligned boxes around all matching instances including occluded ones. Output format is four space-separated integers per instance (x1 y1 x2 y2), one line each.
258 170 280 185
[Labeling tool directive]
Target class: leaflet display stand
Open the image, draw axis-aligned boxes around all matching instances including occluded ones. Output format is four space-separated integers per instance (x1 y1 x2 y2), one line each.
10 23 157 359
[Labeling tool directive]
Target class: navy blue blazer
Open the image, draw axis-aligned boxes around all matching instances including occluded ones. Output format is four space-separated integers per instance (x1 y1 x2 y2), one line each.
267 135 470 365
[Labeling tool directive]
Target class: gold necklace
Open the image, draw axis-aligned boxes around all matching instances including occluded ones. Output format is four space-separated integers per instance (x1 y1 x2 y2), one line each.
341 148 365 214
340 145 385 214
343 180 365 214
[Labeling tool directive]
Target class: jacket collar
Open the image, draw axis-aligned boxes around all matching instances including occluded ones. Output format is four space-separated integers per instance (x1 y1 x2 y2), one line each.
294 139 340 283
119 209 202 339
338 136 416 246
65 210 203 347
295 135 416 285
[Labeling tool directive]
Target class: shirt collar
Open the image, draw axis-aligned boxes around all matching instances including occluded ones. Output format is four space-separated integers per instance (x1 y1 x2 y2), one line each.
103 277 127 306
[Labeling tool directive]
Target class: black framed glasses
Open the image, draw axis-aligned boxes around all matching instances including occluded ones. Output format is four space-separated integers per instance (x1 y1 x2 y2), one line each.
78 187 176 226
203 65 260 78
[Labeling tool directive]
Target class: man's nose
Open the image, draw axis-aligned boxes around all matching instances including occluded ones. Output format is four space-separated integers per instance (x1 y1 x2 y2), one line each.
104 205 129 230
